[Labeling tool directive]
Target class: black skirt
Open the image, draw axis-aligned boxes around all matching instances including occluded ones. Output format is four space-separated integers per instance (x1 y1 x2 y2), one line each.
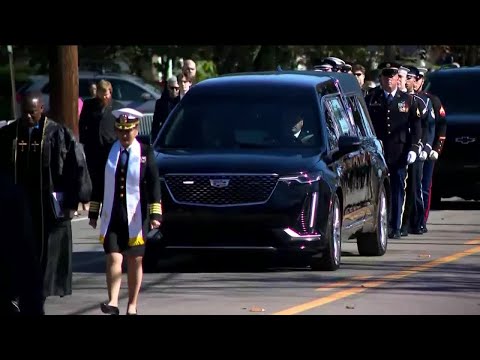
103 216 145 257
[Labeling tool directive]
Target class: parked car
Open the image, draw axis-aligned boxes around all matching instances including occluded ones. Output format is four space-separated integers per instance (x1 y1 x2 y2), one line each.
143 71 391 272
424 67 480 207
15 71 161 117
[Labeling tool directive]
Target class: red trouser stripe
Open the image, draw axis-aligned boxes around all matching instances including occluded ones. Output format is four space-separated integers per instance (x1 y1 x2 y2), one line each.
425 180 433 222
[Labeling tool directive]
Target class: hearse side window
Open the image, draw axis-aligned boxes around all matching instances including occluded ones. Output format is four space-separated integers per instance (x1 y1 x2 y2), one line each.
157 92 324 150
355 96 375 137
322 100 340 150
346 95 367 137
324 96 354 137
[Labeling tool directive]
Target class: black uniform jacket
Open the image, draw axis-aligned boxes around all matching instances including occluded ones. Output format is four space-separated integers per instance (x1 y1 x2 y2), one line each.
88 141 162 236
365 87 422 167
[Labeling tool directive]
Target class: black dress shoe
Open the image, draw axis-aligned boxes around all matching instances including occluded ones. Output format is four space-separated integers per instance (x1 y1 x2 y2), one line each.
388 230 401 239
400 228 409 237
422 226 428 233
100 302 119 315
410 228 424 235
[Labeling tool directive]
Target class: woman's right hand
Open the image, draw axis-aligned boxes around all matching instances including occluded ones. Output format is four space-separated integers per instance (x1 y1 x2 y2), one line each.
89 218 97 229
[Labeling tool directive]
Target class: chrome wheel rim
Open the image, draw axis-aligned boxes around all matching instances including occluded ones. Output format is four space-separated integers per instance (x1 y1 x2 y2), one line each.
332 200 341 265
379 190 387 250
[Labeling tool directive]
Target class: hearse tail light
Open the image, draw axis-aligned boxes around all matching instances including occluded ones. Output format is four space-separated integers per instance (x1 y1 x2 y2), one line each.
279 171 322 184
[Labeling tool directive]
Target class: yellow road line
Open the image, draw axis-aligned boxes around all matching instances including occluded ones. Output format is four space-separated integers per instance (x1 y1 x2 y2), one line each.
315 275 371 292
273 240 480 315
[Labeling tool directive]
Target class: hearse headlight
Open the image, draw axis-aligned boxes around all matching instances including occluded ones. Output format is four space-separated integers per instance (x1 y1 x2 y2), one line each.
279 171 322 184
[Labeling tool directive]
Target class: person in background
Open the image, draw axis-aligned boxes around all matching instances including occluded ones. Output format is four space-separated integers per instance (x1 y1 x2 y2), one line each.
89 82 97 98
78 97 84 118
88 108 162 316
151 76 180 142
178 72 192 99
182 59 197 84
397 66 409 92
79 80 123 206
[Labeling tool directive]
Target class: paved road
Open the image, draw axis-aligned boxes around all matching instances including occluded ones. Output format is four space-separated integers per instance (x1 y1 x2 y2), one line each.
45 199 480 315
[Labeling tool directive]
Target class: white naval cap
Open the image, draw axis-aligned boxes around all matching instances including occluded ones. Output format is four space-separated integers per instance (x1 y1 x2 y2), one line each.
112 107 144 119
113 108 144 130
398 66 409 76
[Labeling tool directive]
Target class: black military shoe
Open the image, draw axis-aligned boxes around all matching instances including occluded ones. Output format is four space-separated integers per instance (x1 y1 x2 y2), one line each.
388 230 401 239
410 228 424 235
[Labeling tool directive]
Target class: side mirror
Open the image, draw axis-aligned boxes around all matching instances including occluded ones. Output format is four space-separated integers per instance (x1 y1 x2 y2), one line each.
325 135 361 164
141 92 153 101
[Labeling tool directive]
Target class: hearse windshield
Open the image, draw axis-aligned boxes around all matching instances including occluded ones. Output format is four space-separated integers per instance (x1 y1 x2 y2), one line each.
155 90 324 151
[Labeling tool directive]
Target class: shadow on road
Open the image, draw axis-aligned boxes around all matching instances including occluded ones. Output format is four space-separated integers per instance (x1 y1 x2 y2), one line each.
432 199 480 211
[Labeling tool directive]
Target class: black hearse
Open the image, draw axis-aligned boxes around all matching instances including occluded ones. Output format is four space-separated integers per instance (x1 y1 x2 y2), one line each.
144 71 390 271
424 67 480 207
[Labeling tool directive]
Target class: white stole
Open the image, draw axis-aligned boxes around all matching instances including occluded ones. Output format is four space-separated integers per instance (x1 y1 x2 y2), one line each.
99 139 144 246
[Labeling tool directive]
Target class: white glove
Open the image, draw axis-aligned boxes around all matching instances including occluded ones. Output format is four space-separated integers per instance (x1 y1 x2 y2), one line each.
419 151 428 161
429 150 439 160
407 151 417 164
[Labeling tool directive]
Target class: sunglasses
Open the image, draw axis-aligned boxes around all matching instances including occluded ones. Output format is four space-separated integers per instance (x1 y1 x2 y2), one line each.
169 86 180 90
354 72 363 77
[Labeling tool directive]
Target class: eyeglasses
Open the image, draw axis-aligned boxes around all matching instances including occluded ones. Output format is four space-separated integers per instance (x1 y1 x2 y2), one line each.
354 73 363 77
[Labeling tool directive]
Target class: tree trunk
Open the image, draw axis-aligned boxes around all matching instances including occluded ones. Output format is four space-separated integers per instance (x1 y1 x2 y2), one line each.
48 46 79 138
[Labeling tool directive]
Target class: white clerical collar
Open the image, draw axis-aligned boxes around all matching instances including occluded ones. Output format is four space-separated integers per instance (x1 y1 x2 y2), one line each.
294 130 301 138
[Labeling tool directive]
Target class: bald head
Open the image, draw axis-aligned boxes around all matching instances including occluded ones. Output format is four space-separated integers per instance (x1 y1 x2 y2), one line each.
21 92 44 126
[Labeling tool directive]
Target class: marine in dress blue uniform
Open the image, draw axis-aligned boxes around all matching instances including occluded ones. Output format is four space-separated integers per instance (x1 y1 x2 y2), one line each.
365 63 422 239
416 67 447 231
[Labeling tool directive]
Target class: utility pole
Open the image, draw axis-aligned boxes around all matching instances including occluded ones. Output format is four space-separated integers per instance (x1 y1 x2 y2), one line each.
48 46 79 138
7 45 17 119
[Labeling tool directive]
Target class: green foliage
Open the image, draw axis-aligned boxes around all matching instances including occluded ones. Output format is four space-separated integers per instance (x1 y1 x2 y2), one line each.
195 60 218 82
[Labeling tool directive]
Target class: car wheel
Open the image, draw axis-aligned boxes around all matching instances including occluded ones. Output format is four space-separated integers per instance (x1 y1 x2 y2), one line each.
357 184 387 256
310 194 341 271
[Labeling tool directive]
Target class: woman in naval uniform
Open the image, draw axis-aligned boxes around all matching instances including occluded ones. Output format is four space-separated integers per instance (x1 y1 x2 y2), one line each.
88 108 162 315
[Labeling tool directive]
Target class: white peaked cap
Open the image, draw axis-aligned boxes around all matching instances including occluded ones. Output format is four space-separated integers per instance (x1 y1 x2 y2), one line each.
112 108 144 119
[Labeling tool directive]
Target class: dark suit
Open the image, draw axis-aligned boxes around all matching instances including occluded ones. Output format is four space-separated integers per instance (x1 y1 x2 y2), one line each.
79 98 123 197
151 94 180 142
365 87 422 235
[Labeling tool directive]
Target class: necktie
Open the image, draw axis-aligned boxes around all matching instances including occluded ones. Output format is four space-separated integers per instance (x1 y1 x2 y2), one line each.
120 149 128 168
387 93 393 105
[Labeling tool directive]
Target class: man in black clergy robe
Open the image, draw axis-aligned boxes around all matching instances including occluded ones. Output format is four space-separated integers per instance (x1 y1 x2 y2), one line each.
0 92 92 300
